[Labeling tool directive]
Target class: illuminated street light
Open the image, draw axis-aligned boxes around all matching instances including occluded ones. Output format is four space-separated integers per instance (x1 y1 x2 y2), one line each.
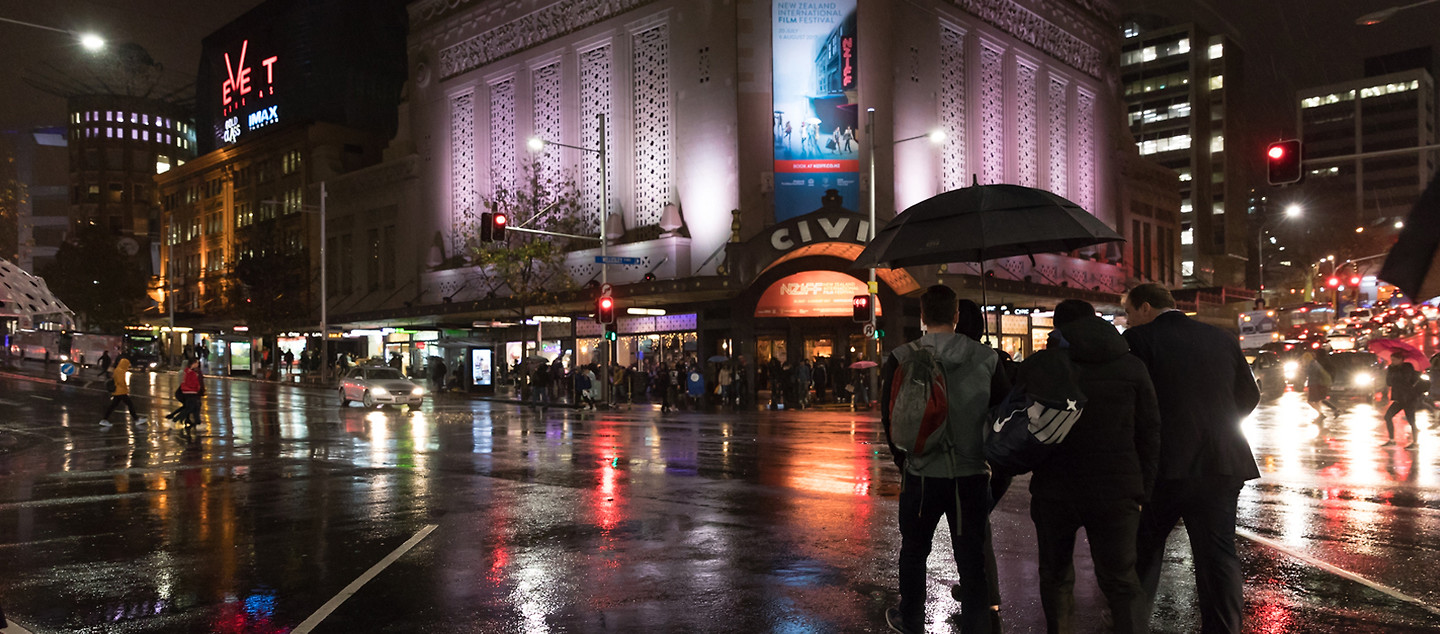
0 17 105 50
1395 220 1405 229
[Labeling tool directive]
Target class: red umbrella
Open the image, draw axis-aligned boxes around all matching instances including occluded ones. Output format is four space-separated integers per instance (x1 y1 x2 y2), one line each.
1367 338 1430 370
849 360 878 369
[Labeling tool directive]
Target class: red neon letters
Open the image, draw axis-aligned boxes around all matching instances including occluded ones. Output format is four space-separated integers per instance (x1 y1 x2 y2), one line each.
222 40 278 114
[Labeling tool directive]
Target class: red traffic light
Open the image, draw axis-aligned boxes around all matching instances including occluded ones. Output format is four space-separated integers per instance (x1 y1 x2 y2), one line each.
596 296 616 324
1349 276 1361 285
1266 140 1302 185
491 212 507 240
494 213 506 226
1326 277 1340 288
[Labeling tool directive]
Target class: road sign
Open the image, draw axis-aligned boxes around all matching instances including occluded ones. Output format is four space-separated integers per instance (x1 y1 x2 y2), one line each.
863 323 875 337
595 256 642 265
600 283 614 297
59 363 76 376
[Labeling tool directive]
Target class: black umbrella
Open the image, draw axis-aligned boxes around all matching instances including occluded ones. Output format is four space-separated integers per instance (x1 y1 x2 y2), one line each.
854 184 1123 269
854 183 1124 340
1379 169 1440 302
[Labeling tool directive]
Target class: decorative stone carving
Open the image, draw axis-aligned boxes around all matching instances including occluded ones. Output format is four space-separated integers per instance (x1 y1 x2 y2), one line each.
631 24 672 228
489 78 517 193
580 44 614 234
939 26 966 191
438 0 661 79
943 0 1103 79
1015 61 1038 187
979 43 1005 185
1048 76 1068 196
451 91 475 236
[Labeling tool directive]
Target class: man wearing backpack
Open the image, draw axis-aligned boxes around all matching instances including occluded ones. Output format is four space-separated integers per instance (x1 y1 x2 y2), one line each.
1122 283 1259 633
1023 299 1161 634
882 285 1009 634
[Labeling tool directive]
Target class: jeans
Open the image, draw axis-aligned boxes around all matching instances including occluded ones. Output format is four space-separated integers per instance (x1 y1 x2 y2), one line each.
1137 477 1245 634
1031 496 1148 634
1385 400 1419 439
897 472 999 633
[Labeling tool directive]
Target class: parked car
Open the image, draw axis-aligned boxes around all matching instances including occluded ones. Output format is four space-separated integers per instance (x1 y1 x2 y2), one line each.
1324 352 1384 400
339 365 425 409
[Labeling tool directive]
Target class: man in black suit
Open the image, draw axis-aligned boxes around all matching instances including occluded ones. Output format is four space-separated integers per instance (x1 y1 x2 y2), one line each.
1122 283 1260 633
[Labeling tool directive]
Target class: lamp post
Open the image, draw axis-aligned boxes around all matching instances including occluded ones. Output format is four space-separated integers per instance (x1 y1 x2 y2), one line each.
0 16 105 49
1257 204 1302 307
528 113 611 405
1356 0 1440 25
864 108 946 402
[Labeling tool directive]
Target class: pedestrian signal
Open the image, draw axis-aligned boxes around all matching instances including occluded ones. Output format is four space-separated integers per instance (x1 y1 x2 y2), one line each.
492 212 507 240
597 296 616 324
852 294 873 323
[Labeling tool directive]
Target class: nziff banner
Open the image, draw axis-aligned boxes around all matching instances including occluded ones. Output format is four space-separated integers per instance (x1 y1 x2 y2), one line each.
772 0 859 222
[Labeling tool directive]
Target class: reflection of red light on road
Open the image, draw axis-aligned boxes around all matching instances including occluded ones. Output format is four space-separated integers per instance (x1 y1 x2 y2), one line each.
487 545 509 585
596 456 623 534
1250 596 1292 634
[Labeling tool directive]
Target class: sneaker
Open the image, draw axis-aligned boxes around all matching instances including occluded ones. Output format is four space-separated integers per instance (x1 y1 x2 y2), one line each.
1382 439 1396 447
98 419 113 428
133 417 147 427
885 606 921 634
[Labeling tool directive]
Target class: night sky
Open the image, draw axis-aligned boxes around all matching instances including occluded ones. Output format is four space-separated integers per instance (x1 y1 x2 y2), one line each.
0 0 265 132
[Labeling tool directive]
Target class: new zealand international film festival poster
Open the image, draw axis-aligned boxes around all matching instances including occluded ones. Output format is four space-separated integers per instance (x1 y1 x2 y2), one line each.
773 1 859 222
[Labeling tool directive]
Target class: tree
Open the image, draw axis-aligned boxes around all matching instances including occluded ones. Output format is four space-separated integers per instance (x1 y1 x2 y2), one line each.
467 162 589 337
40 223 148 332
231 221 311 334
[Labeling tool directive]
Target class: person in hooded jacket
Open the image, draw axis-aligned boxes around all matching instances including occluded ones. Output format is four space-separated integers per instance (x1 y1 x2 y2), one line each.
100 354 147 429
1022 300 1161 634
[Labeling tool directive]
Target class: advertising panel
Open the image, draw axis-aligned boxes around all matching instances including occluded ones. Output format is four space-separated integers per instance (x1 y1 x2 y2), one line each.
754 270 881 318
229 340 252 372
773 0 859 222
471 349 493 386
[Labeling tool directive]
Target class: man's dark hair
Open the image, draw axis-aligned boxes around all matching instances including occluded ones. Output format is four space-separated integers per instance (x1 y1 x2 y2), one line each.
1053 299 1097 327
1125 283 1176 310
920 284 959 326
956 299 984 341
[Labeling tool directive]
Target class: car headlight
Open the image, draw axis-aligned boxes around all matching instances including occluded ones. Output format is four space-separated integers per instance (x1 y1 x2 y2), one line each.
1354 373 1373 386
372 387 389 396
1283 361 1299 378
411 387 425 396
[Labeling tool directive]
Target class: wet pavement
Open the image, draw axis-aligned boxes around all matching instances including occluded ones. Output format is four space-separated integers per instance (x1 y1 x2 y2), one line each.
0 368 1438 633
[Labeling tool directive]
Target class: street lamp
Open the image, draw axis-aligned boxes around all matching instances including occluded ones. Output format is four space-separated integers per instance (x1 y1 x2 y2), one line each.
0 16 105 49
1356 0 1439 25
1257 204 1302 307
528 113 612 405
864 108 945 400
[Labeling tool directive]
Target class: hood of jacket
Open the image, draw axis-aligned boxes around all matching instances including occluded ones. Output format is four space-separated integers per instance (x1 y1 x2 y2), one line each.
1057 315 1129 363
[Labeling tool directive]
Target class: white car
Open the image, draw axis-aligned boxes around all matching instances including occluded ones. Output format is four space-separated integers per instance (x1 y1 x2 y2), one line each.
339 366 425 409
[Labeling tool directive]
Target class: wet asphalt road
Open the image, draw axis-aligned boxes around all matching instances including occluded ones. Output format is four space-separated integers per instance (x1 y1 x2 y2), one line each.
0 370 1438 633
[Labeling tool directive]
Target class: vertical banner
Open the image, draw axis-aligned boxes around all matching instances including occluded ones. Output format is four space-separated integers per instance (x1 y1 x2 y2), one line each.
773 1 859 222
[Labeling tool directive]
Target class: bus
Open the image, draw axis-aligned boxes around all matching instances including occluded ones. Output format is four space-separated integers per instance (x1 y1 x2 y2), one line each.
1238 310 1280 350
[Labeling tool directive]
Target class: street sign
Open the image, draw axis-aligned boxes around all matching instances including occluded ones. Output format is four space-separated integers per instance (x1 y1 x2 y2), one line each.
595 256 642 265
600 283 614 297
59 363 76 376
863 323 875 337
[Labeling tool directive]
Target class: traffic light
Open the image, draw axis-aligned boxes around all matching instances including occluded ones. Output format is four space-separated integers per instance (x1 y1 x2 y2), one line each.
604 324 618 341
596 296 616 324
491 212 507 240
1349 276 1361 286
1266 140 1302 185
480 211 494 241
1326 276 1340 288
852 294 872 323
873 328 885 340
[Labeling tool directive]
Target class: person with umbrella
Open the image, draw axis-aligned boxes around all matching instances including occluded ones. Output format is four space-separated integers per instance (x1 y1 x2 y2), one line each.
1383 360 1423 447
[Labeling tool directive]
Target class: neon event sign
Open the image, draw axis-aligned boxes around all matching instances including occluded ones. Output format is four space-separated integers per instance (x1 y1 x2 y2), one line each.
219 39 280 144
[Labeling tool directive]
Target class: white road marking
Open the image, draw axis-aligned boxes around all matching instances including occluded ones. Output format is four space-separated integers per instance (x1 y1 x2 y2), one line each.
28 396 52 401
1238 527 1440 616
291 523 438 633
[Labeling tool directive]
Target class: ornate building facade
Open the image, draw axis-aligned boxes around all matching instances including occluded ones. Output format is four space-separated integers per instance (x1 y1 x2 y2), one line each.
393 0 1155 377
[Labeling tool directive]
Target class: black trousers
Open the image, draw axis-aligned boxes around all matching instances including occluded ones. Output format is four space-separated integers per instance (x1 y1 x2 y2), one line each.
102 394 136 420
897 472 999 633
1031 496 1148 634
1136 477 1246 634
1385 400 1419 439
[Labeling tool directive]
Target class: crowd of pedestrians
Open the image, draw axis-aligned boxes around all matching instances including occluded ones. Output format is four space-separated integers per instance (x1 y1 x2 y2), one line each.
881 283 1261 634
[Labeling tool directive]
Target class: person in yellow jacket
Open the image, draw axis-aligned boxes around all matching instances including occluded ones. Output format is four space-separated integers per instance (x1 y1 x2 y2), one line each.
100 355 147 429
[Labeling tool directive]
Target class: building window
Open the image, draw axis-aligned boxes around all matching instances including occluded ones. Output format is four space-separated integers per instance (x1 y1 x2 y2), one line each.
1138 133 1190 155
1181 228 1193 245
282 150 302 175
1210 134 1224 153
1213 202 1225 215
1209 74 1224 91
1209 42 1223 59
1301 90 1356 109
1176 168 1192 182
1181 260 1194 277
